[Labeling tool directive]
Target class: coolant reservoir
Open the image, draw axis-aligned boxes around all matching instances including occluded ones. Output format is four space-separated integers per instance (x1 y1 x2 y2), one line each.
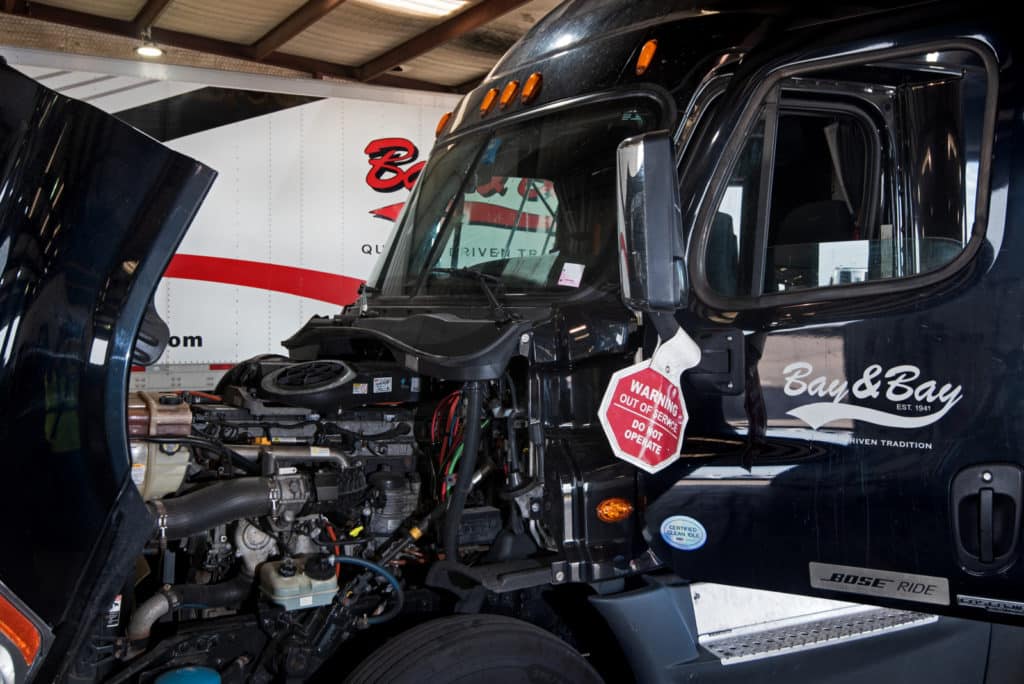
129 442 190 501
127 392 192 500
260 557 338 611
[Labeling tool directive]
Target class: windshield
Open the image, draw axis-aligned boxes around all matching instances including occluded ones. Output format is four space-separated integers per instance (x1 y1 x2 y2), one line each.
374 99 662 298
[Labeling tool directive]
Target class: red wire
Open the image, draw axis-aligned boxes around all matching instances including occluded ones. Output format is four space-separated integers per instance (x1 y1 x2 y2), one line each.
325 524 341 577
174 389 222 402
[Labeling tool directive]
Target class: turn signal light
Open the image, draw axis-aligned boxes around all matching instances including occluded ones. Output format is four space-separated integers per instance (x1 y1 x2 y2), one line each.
480 87 499 115
0 592 41 666
436 111 452 136
596 497 634 523
636 39 658 75
499 80 519 109
521 72 542 104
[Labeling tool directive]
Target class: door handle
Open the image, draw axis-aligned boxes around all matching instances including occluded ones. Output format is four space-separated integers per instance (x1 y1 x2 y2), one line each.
951 465 1023 573
979 487 994 564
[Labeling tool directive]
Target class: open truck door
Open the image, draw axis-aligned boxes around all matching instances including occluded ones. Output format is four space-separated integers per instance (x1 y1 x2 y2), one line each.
638 14 1024 627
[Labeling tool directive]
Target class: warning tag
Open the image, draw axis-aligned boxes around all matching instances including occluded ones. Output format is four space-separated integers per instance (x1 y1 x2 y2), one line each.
598 329 700 473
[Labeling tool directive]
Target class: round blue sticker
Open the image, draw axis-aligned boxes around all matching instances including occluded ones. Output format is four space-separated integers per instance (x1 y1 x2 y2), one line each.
660 515 707 551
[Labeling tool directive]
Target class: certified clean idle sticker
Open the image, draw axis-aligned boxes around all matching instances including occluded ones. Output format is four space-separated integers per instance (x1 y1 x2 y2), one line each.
660 515 707 551
809 562 949 606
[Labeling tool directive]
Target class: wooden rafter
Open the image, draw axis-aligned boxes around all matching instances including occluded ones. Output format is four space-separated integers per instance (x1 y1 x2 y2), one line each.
14 3 454 93
251 0 348 61
132 0 174 34
357 0 530 81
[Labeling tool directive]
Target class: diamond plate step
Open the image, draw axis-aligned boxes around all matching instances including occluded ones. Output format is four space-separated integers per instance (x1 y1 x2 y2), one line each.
701 606 937 665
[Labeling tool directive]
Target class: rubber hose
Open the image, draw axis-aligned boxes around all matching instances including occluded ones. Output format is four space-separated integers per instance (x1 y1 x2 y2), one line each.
127 573 253 641
139 436 260 475
126 593 170 641
149 478 274 540
444 381 483 561
176 572 252 608
332 556 404 625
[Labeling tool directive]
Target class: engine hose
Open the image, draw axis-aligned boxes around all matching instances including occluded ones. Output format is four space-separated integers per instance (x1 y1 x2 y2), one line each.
127 573 253 641
330 556 404 625
444 380 483 562
138 436 260 475
148 478 275 540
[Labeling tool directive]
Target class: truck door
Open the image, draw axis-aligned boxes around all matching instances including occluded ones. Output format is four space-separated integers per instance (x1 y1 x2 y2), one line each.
644 18 1024 624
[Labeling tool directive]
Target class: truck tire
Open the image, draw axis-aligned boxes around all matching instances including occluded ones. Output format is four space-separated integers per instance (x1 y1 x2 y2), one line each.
343 614 604 684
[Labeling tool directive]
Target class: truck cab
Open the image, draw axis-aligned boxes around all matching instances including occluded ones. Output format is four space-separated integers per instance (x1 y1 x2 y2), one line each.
1 1 1022 682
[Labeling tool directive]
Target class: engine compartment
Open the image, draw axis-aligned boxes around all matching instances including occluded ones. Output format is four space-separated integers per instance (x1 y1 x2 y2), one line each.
106 351 607 682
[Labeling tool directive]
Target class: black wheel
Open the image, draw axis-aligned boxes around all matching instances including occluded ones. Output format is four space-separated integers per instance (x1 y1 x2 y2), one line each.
344 614 604 684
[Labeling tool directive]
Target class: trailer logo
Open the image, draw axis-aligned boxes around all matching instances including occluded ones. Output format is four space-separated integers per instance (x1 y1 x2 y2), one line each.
365 137 424 225
782 362 962 430
364 137 424 193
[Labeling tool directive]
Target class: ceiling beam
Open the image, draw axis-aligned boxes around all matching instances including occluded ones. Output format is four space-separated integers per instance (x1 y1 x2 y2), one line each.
250 0 347 61
357 0 530 81
18 3 454 93
131 0 174 34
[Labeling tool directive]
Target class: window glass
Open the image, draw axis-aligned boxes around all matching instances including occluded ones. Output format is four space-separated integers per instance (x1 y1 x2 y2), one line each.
766 111 876 292
708 121 764 296
704 48 989 298
376 100 661 296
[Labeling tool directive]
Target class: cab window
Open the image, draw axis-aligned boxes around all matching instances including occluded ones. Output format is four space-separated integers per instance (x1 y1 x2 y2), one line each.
705 48 992 298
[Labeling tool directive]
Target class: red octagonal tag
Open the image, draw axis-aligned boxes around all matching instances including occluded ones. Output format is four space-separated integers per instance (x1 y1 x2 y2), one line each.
598 329 701 473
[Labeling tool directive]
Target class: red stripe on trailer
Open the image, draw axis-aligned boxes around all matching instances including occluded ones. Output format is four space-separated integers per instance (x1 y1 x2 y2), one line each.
208 363 235 370
164 254 363 307
463 201 552 231
369 202 405 221
131 366 145 372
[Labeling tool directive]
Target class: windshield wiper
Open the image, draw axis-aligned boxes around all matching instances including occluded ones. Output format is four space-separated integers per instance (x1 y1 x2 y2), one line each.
430 267 518 323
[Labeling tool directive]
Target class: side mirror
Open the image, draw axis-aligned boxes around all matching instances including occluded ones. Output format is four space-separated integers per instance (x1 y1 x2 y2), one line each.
615 131 686 312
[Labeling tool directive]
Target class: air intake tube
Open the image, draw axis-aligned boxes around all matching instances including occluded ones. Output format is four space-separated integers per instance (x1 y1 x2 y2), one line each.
128 573 253 642
147 478 276 540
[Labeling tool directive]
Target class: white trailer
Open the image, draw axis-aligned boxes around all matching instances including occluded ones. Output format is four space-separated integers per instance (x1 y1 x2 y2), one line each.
4 47 458 388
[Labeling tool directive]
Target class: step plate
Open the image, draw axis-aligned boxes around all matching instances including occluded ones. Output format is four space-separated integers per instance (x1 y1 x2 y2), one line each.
701 606 937 665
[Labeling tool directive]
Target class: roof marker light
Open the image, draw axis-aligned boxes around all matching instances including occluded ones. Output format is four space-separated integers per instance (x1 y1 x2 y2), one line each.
521 72 543 104
499 80 519 109
480 88 499 116
435 111 452 136
636 39 658 76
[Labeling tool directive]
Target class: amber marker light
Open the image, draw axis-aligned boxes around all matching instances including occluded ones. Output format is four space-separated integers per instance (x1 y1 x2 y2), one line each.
0 592 41 667
636 39 658 75
596 497 635 523
521 72 543 104
480 88 499 116
499 80 519 109
436 111 452 136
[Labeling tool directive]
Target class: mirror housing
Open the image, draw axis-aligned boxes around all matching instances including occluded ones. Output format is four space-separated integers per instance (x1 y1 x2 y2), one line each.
615 131 686 312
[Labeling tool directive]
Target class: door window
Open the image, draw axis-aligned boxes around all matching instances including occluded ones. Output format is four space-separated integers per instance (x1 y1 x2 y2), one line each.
704 48 992 299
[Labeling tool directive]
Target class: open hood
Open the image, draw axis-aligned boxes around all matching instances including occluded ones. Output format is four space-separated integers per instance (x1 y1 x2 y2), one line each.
0 61 215 681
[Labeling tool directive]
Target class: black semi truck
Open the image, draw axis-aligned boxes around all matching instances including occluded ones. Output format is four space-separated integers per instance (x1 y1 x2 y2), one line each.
1 1 1023 682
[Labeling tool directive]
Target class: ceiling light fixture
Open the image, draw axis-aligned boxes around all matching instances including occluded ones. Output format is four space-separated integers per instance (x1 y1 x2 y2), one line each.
135 30 164 58
363 0 467 18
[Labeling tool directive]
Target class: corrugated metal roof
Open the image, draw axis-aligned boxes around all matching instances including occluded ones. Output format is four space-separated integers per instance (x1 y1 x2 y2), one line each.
39 0 146 22
281 1 439 66
155 0 308 45
0 0 560 91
